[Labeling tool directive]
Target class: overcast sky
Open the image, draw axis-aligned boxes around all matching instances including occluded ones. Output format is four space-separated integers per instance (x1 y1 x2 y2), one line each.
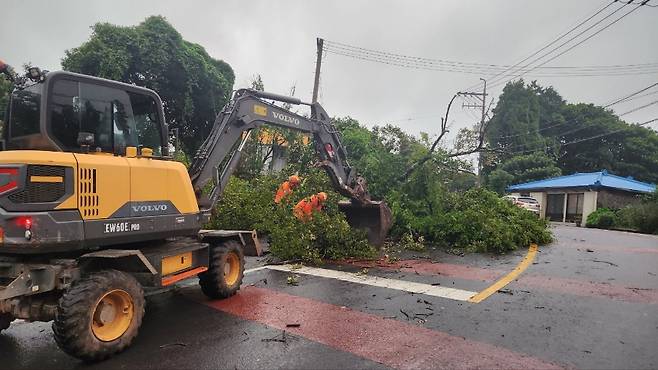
2 0 657 159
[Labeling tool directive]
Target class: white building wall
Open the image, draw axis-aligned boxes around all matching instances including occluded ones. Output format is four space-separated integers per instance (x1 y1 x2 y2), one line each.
582 191 598 226
529 192 546 219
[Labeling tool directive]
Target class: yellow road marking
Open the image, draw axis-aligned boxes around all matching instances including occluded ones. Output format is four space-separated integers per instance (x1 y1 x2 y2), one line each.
468 244 538 303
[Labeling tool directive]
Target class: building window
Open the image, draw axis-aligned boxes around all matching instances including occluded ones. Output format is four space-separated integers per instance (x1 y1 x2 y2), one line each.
566 193 584 223
546 193 565 221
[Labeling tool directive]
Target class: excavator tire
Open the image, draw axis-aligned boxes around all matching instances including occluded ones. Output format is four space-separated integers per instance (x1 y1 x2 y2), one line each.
0 313 13 332
199 240 245 299
53 270 145 362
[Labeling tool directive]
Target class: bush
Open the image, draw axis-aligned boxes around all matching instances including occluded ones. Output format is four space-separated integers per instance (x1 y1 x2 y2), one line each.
586 208 618 229
616 195 658 234
211 169 374 263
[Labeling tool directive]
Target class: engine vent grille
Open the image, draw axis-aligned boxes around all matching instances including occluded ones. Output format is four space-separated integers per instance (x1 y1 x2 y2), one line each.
8 165 66 203
79 167 99 217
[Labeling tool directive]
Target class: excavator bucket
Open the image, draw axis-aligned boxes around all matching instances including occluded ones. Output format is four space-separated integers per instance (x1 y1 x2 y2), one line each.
338 200 392 247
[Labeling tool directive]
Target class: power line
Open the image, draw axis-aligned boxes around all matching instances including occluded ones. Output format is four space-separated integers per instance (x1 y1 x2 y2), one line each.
324 39 658 71
322 43 658 77
463 0 620 92
610 89 658 104
493 93 658 146
603 82 658 107
618 99 658 116
486 1 645 90
507 118 658 155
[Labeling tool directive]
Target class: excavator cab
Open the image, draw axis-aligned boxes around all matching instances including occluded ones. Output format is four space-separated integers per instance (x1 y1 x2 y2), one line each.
3 70 168 156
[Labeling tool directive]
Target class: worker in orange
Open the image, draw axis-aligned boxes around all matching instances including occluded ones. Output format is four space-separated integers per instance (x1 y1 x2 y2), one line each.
274 175 301 204
293 192 328 221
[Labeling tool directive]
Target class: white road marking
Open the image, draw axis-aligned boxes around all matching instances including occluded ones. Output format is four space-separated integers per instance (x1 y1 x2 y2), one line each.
262 264 476 301
244 266 269 274
173 264 475 302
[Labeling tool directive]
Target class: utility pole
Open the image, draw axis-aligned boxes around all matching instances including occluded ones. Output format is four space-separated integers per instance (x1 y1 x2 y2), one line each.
457 78 487 186
312 38 324 104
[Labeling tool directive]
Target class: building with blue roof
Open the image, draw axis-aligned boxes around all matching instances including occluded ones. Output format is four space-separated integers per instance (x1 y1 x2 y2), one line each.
506 170 655 226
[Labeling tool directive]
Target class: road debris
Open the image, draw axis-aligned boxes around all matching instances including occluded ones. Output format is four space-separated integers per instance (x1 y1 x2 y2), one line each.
591 260 618 267
287 275 299 286
262 331 288 343
159 342 187 349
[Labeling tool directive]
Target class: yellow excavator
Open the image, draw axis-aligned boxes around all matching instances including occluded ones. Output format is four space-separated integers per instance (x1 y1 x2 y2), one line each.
0 61 391 361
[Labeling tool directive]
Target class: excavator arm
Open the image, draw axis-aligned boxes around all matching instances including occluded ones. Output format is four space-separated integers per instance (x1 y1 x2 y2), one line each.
189 88 370 210
188 88 391 245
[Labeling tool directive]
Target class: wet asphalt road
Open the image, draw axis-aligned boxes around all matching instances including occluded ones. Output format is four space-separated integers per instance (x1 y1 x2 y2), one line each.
2 224 657 369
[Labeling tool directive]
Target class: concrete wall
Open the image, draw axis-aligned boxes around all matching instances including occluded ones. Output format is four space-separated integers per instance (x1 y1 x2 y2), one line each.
597 189 644 209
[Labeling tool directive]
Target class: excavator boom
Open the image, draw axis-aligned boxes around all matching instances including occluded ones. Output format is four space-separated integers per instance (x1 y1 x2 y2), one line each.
188 88 391 245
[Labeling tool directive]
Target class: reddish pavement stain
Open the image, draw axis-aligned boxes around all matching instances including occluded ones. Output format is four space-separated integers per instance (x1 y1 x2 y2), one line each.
343 259 658 304
343 258 501 281
204 286 564 370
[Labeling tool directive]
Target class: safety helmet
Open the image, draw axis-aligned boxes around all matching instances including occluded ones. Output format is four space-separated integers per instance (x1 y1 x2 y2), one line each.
289 175 301 185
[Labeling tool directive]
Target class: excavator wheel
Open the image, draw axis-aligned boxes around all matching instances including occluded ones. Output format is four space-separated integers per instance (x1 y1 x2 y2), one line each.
53 270 145 362
199 240 245 299
0 313 13 333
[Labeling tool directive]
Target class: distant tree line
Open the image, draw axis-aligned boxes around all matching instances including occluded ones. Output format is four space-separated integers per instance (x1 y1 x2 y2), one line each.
483 80 658 192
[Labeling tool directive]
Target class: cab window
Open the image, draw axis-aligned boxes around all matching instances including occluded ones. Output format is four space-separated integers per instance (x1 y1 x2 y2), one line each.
129 92 162 156
9 84 41 137
49 79 162 155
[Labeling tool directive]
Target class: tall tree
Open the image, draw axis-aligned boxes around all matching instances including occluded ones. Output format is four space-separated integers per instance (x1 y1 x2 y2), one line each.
62 16 234 153
485 80 547 160
557 103 658 183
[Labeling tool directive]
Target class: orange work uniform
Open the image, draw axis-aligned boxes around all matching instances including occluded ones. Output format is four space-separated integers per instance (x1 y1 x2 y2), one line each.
274 175 301 204
293 192 327 221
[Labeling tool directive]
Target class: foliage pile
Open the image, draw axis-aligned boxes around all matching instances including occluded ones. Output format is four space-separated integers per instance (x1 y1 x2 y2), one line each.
210 169 374 264
389 188 552 253
332 117 552 253
212 115 552 259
